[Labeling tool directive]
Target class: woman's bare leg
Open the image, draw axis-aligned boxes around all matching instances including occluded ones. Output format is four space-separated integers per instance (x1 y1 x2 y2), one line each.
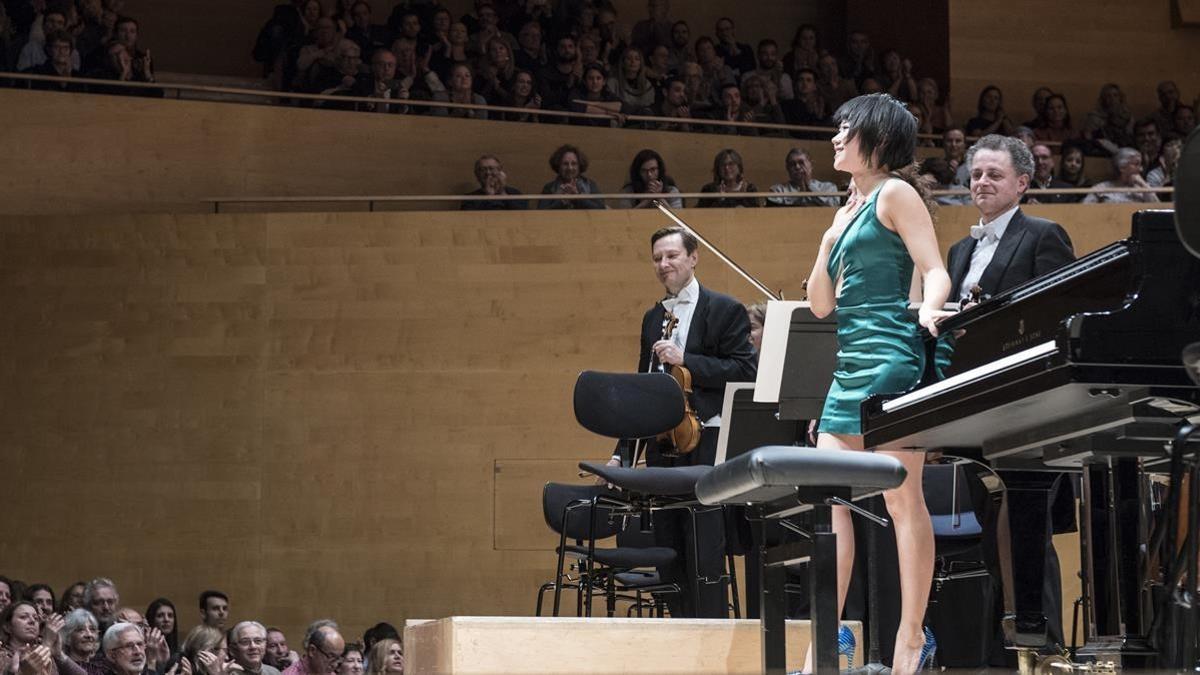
880 449 934 675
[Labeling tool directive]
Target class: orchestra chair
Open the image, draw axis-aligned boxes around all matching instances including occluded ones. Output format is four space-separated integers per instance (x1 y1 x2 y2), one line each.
922 458 1008 667
535 481 681 617
696 446 907 675
574 370 728 618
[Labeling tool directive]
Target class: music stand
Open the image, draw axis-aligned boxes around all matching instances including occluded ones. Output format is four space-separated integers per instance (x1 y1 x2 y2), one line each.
715 383 805 466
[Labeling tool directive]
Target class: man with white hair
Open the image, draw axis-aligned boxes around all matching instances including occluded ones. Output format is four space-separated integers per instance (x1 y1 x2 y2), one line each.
230 621 281 675
102 623 148 675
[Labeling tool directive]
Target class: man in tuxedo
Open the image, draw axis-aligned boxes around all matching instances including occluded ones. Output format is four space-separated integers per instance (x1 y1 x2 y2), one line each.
607 226 757 618
949 134 1076 661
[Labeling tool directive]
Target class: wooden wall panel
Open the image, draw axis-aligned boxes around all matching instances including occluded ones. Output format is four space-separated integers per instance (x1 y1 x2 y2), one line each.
950 2 1200 124
0 203 1153 644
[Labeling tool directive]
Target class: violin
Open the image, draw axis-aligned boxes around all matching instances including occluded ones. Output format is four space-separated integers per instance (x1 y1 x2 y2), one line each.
655 310 702 456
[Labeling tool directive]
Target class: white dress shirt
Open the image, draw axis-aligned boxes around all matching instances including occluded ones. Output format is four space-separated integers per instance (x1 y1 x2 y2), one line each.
660 276 721 428
960 204 1019 300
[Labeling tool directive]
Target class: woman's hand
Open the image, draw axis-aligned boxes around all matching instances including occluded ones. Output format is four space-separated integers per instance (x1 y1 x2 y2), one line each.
40 614 64 652
918 305 956 337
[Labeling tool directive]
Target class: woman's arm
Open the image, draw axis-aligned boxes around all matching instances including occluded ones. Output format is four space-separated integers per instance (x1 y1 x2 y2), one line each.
877 180 952 335
807 186 864 317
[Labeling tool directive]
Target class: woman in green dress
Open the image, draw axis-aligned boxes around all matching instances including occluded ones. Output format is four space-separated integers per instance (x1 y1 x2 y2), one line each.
805 93 952 675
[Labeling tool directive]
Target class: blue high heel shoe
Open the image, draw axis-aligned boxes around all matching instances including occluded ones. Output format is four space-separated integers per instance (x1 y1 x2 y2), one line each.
916 626 937 670
839 624 857 666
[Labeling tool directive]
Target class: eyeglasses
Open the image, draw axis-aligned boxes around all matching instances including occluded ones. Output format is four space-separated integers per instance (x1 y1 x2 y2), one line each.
116 641 146 653
236 638 266 648
315 646 343 667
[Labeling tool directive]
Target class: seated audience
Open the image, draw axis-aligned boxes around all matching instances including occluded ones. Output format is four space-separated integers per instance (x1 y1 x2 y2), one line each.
1147 137 1182 187
746 302 767 352
393 38 445 102
740 75 786 129
23 585 54 618
345 2 389 58
283 621 344 675
60 609 100 667
644 44 672 94
197 592 228 631
231 621 279 675
294 17 340 89
577 34 602 74
1023 86 1054 129
918 157 969 205
1174 104 1196 138
1083 83 1134 154
114 608 167 672
680 60 715 116
23 30 83 90
365 639 402 675
264 628 298 671
429 21 469 82
432 63 488 118
335 644 364 675
698 148 762 207
907 103 934 146
1056 141 1091 191
144 599 177 655
666 20 691 71
785 67 828 128
816 54 856 112
537 34 580 111
570 63 621 125
859 76 883 95
878 49 917 102
539 144 605 209
655 77 694 131
713 17 753 78
767 148 839 207
85 579 119 632
606 47 655 114
513 21 545 73
1033 93 1076 143
474 37 517 103
307 39 362 97
113 17 152 82
1151 80 1181 137
389 10 428 56
351 48 405 113
742 39 792 101
838 30 876 84
943 126 967 173
467 3 515 58
694 36 735 97
782 24 822 78
1027 143 1079 203
497 69 540 121
1082 147 1159 203
360 623 399 655
916 77 953 132
1014 125 1037 148
462 154 527 210
964 85 1015 137
16 8 77 71
102 623 147 675
630 0 671 56
1134 116 1163 173
619 149 683 208
594 5 628 68
0 579 11 615
59 584 86 615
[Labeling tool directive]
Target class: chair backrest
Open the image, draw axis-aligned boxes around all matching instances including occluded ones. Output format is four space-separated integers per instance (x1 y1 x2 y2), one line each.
542 482 626 541
923 463 988 539
573 371 685 439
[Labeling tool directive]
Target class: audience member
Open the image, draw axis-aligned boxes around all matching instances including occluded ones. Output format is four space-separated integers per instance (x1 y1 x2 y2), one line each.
58 583 86 614
577 34 601 73
513 20 544 73
709 82 756 135
919 157 968 205
1175 104 1196 138
84 579 119 631
915 77 952 132
1082 147 1159 203
619 148 682 208
965 85 1015 137
181 625 226 675
1151 80 1181 138
878 49 917 102
539 144 604 209
101 623 149 675
1083 83 1134 154
16 8 76 71
364 639 401 675
113 608 166 672
1134 116 1163 173
644 43 671 92
1014 125 1036 148
740 75 785 128
713 17 753 78
746 302 766 352
859 76 882 95
345 2 389 58
607 47 655 114
570 62 621 124
680 60 715 115
1033 93 1075 143
536 34 580 111
334 644 363 675
1023 86 1054 129
1056 141 1090 191
393 38 445 102
113 17 152 82
594 5 628 69
23 30 82 89
665 20 691 71
359 624 398 655
294 17 339 82
282 621 344 675
144 599 177 654
837 30 876 85
1027 143 1079 203
782 24 821 77
474 38 517 103
742 39 792 102
498 69 540 121
631 0 671 55
767 147 839 207
23 585 54 618
466 3 515 58
698 148 762 207
197 592 228 631
656 76 693 131
462 154 527 210
1147 137 1182 187
694 35 735 93
60 609 100 666
816 53 856 113
307 39 361 97
786 67 828 127
429 21 469 82
230 621 280 675
432 63 488 117
943 126 967 173
265 628 298 671
349 48 404 112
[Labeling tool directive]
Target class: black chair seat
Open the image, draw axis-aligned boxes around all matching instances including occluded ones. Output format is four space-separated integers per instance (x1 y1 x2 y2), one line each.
695 446 908 505
563 544 678 568
579 462 711 496
614 570 667 588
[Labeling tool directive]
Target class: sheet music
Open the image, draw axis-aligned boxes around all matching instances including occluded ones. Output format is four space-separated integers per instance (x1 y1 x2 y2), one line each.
715 382 757 465
753 300 809 403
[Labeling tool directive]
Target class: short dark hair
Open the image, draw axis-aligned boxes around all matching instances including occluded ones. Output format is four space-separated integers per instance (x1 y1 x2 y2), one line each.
756 38 777 51
361 622 400 651
115 15 138 29
795 66 817 81
1134 116 1161 134
199 590 228 610
694 35 714 50
23 584 56 608
628 148 674 192
833 93 917 172
650 226 698 254
549 144 588 175
43 29 74 55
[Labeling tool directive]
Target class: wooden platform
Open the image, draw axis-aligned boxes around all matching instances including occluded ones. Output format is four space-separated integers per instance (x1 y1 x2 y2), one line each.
403 616 862 674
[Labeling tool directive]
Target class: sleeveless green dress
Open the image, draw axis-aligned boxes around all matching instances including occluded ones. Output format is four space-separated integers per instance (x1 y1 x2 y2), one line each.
818 179 924 435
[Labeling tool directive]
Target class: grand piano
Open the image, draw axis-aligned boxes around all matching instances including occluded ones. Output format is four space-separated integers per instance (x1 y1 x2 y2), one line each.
860 210 1200 670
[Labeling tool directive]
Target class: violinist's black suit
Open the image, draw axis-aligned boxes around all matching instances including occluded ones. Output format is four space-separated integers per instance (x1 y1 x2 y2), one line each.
634 282 756 618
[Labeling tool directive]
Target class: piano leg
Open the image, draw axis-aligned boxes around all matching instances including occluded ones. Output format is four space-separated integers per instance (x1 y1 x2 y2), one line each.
1000 471 1065 649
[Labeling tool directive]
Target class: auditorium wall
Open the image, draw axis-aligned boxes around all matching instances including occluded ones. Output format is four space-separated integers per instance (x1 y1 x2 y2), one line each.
0 204 1147 641
949 2 1200 123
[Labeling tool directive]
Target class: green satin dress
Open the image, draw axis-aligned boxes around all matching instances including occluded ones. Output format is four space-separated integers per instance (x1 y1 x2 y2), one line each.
818 179 924 435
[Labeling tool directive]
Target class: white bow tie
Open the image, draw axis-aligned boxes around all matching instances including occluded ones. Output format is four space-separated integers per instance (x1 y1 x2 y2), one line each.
970 222 997 241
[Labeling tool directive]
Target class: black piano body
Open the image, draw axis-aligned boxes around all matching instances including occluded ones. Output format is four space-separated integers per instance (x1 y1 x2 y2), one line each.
861 210 1200 667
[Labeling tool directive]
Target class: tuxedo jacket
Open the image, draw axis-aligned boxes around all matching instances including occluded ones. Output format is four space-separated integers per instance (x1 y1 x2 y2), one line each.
638 284 758 422
947 208 1075 300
